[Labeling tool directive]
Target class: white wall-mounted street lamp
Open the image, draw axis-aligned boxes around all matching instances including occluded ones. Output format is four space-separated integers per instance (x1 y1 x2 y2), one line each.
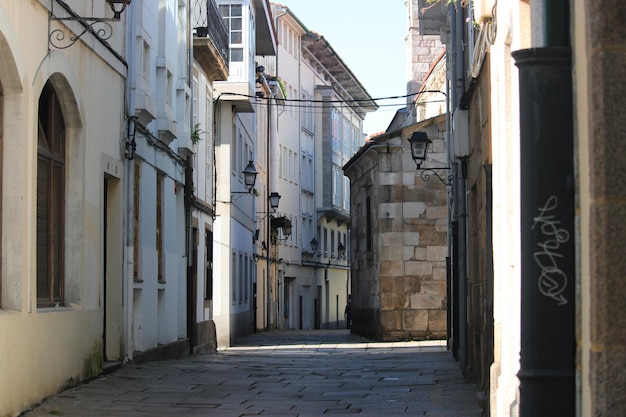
242 160 258 193
268 192 281 212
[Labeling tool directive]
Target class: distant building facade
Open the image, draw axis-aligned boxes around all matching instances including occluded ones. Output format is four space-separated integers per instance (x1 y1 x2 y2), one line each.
254 4 378 331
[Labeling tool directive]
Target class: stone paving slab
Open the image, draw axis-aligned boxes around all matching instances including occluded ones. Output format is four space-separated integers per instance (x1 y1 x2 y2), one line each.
21 330 483 416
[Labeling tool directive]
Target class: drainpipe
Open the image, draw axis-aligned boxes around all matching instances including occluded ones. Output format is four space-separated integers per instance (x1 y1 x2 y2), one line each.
447 0 458 358
448 0 468 371
266 92 272 330
123 0 138 360
513 1 575 415
185 0 195 356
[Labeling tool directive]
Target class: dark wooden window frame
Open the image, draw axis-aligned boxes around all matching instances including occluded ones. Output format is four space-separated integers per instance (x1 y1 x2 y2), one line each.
133 161 141 281
366 196 372 252
205 229 213 301
156 173 164 282
37 82 65 307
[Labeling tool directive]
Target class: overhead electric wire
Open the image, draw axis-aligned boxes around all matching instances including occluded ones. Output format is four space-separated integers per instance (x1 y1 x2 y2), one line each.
248 100 446 111
216 90 447 105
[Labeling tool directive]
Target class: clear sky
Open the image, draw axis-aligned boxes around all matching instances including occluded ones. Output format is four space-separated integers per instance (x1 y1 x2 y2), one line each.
276 1 409 136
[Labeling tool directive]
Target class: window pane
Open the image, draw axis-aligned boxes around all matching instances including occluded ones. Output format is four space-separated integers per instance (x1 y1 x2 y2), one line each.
52 108 64 154
231 5 242 16
51 163 63 302
231 17 242 31
231 48 243 62
36 158 50 303
231 31 242 44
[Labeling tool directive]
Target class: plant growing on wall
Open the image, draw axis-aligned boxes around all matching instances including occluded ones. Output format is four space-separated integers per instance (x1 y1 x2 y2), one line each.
277 78 287 99
191 123 204 145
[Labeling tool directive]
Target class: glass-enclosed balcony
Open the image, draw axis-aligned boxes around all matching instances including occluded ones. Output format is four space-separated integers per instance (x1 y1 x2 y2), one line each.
193 0 229 82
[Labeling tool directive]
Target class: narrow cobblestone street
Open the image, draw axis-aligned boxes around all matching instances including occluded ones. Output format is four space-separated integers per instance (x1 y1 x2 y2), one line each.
22 330 483 416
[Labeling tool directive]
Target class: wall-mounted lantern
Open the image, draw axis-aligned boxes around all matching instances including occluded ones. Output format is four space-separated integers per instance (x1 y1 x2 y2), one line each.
310 237 319 253
269 192 281 212
107 0 131 20
407 131 451 186
242 160 258 193
271 216 292 241
337 242 346 259
221 161 258 203
408 131 431 169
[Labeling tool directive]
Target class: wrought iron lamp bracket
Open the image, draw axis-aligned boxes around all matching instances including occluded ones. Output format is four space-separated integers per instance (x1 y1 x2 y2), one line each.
49 14 116 49
416 166 452 186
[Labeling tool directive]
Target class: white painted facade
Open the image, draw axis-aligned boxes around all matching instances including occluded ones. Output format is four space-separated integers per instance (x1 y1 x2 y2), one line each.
212 0 277 346
481 2 527 416
124 0 189 359
188 65 218 352
443 1 529 415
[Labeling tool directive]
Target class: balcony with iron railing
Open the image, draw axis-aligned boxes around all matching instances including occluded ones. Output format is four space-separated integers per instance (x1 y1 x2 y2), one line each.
193 0 229 82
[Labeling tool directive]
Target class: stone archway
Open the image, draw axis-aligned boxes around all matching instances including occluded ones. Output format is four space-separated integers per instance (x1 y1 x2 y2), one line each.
0 22 24 312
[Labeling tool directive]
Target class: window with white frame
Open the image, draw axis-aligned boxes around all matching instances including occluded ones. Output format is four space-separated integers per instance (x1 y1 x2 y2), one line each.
142 40 151 84
301 214 310 252
289 149 294 183
280 146 286 179
332 165 343 207
343 118 351 157
301 90 314 133
331 107 340 153
352 124 359 155
193 77 198 127
166 69 173 109
343 176 350 211
289 215 296 246
219 4 244 62
280 20 285 47
205 91 213 199
302 154 313 192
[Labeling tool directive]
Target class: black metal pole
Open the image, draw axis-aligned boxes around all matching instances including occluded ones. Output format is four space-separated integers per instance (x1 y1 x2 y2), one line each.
543 0 570 47
513 47 575 417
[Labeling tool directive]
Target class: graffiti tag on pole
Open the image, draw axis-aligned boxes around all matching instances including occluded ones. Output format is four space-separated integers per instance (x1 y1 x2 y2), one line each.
531 196 569 305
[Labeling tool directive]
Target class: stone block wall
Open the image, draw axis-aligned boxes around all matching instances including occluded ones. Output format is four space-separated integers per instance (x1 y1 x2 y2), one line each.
406 0 446 96
378 155 448 340
345 116 448 342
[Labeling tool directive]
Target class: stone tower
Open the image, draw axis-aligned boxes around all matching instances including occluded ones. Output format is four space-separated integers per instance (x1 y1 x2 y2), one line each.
406 0 446 101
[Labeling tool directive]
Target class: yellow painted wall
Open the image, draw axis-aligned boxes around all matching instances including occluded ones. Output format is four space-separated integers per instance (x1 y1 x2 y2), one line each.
0 1 126 415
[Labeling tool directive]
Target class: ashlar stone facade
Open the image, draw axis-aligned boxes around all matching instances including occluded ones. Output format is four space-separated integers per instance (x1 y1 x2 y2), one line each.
344 115 448 341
